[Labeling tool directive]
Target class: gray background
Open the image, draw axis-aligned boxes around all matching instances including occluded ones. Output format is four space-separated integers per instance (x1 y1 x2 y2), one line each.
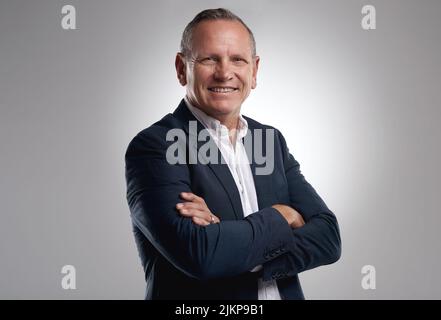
1 0 440 299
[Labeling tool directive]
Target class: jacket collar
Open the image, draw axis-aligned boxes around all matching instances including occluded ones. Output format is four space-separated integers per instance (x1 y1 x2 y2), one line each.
172 99 275 218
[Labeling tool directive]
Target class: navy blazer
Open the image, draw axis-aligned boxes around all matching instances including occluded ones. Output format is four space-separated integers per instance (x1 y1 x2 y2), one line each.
125 100 341 300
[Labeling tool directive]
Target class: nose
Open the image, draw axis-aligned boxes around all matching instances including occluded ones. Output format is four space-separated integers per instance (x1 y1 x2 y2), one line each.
213 59 233 82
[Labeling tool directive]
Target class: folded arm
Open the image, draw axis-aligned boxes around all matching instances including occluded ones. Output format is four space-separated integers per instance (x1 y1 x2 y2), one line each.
125 128 295 281
262 130 342 281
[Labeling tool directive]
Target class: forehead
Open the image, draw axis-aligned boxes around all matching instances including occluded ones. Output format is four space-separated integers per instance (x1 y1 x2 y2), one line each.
191 20 252 55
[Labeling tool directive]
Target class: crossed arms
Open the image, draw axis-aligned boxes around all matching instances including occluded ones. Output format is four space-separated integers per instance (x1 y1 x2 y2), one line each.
125 125 341 281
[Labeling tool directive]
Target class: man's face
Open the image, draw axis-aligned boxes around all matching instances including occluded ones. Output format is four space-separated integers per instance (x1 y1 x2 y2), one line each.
176 20 259 123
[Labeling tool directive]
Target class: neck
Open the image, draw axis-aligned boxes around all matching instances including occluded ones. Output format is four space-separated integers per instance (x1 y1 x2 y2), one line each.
203 111 240 146
220 115 240 132
184 96 241 137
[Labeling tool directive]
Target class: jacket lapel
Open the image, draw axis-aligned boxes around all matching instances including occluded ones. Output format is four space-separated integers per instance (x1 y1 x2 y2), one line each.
245 119 275 210
173 100 244 219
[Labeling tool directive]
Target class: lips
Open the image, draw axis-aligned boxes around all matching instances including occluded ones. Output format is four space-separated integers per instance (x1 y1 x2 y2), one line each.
208 86 238 93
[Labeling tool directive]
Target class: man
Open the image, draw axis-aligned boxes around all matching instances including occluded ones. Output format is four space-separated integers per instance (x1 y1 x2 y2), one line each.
125 8 341 300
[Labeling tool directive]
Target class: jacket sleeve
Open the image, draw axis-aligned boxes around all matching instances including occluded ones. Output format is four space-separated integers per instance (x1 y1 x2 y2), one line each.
262 130 342 281
125 127 294 281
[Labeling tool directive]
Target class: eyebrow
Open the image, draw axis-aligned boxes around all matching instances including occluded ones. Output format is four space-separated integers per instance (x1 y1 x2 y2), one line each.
195 54 250 62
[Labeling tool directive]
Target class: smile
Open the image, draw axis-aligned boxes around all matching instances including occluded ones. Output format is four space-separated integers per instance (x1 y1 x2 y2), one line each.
208 87 238 93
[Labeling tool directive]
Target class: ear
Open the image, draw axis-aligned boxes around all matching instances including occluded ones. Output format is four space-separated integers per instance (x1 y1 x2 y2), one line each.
175 53 187 86
251 56 260 89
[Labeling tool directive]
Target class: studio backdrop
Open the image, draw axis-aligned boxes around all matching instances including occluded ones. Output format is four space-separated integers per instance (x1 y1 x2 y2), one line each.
1 0 440 299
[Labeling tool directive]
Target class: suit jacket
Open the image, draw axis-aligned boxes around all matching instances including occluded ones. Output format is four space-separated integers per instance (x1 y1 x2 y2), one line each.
125 99 341 300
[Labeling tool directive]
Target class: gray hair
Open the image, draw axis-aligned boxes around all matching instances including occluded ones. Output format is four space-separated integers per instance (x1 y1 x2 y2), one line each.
180 8 257 58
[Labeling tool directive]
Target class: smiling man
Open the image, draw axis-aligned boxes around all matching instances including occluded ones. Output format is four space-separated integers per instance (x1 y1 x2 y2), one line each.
125 8 341 300
176 16 258 132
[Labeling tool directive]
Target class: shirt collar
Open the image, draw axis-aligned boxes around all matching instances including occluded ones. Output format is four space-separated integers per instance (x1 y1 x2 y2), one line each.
184 96 249 140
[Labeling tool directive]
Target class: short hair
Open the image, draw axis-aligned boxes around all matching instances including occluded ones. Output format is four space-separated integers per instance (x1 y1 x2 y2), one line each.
180 8 257 58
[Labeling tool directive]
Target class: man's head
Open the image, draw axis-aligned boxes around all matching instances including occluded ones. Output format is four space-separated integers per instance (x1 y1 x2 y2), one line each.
175 8 260 128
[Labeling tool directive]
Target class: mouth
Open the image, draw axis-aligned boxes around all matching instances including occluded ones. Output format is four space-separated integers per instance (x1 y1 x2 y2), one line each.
208 86 239 93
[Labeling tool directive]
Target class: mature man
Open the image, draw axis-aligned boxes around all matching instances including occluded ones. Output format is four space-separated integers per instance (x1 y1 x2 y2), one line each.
125 8 341 300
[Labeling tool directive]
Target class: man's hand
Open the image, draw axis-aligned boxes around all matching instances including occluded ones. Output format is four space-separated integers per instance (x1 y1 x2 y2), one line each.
176 192 220 226
272 204 305 229
176 193 304 229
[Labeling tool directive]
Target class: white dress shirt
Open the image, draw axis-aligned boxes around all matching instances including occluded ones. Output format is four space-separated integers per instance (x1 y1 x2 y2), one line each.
184 96 282 300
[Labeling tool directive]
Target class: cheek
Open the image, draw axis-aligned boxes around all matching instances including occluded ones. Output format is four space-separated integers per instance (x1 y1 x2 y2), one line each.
188 75 204 95
238 69 254 88
193 67 212 86
240 76 253 92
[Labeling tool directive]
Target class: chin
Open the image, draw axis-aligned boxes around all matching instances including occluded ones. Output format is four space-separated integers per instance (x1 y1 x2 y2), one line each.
206 100 241 116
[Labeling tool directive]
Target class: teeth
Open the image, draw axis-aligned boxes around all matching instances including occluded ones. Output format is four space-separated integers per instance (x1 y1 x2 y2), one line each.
209 87 236 93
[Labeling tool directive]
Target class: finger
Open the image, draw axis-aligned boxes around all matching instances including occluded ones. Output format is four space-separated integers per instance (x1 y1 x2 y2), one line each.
180 192 196 201
178 208 210 221
295 211 305 224
291 213 306 228
176 202 204 211
184 209 214 225
192 216 210 226
180 192 203 203
179 208 220 225
212 215 221 224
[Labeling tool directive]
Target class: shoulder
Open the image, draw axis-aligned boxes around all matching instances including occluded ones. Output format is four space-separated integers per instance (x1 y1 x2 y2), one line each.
242 115 275 130
242 115 285 142
125 112 186 156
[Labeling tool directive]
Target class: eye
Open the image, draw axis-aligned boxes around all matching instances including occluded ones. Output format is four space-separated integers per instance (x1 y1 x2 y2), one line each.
232 57 248 65
198 57 217 65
